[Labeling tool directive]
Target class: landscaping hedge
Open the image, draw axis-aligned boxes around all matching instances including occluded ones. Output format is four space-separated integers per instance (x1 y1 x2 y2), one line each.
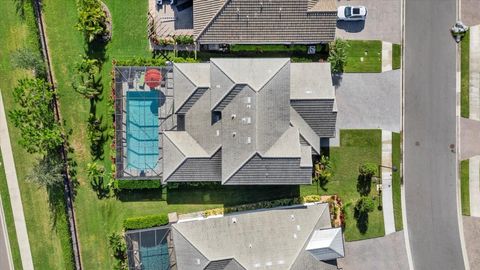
117 179 161 190
123 214 169 230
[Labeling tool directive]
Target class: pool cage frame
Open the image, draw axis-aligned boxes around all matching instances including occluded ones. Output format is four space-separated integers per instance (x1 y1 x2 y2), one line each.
114 66 176 180
125 226 177 270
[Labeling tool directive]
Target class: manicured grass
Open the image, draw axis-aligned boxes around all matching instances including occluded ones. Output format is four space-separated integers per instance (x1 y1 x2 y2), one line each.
0 1 74 269
461 31 470 118
461 159 470 216
344 40 382 73
0 150 22 269
301 130 384 241
392 44 401 70
392 132 403 231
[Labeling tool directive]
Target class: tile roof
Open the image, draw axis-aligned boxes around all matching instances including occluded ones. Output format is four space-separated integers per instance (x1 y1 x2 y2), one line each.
194 0 337 44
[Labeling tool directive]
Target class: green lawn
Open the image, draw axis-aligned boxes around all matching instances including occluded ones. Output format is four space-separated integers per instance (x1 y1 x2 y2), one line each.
301 129 384 241
392 132 403 231
461 160 470 216
393 44 401 70
344 40 382 73
461 31 470 118
0 150 22 269
0 1 75 269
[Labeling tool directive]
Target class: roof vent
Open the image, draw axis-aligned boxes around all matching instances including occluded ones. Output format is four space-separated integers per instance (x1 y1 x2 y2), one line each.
249 243 252 248
231 114 236 119
297 225 301 231
196 258 201 265
232 217 237 224
293 233 297 239
246 137 251 144
291 214 295 221
266 262 272 266
232 132 236 137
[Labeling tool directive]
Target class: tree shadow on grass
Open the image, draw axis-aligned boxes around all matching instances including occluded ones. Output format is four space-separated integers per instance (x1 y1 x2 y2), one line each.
166 184 300 206
354 207 369 234
357 175 372 196
90 176 110 199
86 39 108 64
116 187 165 202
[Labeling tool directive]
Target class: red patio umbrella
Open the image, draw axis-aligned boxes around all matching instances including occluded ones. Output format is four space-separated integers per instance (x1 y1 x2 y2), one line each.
145 69 162 89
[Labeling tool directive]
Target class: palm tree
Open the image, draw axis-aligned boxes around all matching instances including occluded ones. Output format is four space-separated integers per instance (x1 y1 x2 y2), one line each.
72 57 102 101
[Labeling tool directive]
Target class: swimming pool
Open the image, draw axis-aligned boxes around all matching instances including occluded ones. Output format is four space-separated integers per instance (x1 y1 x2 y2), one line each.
126 91 160 171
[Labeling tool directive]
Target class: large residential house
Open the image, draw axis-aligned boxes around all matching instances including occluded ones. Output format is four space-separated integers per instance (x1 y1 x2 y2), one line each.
164 58 336 184
126 203 345 270
114 58 337 184
153 0 337 46
193 0 337 45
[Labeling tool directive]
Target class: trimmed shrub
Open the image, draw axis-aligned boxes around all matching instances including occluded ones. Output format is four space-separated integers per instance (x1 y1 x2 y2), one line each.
359 163 378 177
123 214 169 230
117 179 161 190
174 35 194 45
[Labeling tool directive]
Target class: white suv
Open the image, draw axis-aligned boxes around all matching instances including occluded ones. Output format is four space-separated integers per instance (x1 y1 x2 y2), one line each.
337 6 368 21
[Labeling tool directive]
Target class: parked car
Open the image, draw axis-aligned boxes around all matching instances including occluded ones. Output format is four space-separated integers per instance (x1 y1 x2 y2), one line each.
337 6 368 21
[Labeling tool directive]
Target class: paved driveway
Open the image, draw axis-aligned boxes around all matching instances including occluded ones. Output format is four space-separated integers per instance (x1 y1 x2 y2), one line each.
336 0 401 43
337 231 409 270
335 69 400 131
462 0 480 27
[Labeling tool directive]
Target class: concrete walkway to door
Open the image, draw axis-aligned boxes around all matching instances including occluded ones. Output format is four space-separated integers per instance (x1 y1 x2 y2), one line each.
0 91 34 269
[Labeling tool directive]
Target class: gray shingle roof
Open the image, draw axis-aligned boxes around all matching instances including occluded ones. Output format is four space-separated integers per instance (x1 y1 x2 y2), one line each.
194 0 337 44
163 58 336 184
172 203 338 270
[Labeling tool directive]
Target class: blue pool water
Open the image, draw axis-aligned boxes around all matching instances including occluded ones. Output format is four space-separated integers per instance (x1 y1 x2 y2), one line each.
140 242 170 270
126 91 160 171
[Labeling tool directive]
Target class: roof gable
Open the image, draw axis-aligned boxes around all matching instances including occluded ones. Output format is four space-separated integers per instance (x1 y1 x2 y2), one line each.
211 58 289 91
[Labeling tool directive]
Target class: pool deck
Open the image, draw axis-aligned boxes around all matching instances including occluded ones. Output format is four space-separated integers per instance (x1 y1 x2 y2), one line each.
116 67 175 179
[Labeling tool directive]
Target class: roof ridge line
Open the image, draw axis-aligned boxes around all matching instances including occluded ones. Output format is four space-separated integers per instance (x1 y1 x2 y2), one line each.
287 203 329 269
171 226 211 264
194 0 232 41
256 59 290 92
222 152 257 184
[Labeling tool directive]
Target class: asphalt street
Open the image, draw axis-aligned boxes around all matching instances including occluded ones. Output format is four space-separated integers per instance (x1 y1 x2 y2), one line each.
404 0 467 269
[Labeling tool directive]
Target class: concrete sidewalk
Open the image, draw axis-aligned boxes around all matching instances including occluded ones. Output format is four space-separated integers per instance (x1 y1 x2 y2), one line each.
381 130 395 235
0 195 14 270
381 41 393 72
470 25 480 120
470 156 480 217
0 91 34 269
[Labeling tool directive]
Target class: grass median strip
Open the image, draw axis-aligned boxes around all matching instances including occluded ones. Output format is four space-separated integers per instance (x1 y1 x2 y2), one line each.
393 44 401 70
392 132 403 231
461 31 470 118
461 159 470 216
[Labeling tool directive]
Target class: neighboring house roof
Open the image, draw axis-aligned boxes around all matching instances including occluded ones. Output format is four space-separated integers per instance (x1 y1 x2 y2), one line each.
172 203 341 270
305 228 345 261
163 58 337 184
193 0 337 44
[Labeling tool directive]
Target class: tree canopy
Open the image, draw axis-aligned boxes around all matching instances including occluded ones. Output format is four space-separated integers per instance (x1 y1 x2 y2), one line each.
9 78 64 154
72 56 102 100
328 39 349 73
76 0 108 42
